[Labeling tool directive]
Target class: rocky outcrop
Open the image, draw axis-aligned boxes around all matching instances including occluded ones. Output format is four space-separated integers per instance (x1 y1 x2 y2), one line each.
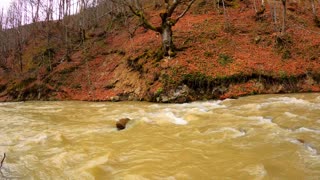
116 118 131 130
156 85 191 103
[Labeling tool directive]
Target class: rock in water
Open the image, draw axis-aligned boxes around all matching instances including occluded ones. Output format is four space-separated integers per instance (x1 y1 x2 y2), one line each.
116 118 131 130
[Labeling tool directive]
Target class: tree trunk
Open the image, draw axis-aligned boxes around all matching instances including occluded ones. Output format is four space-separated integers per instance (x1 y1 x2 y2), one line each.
126 0 196 58
34 0 40 23
310 0 316 17
273 0 277 23
281 0 286 35
161 25 174 56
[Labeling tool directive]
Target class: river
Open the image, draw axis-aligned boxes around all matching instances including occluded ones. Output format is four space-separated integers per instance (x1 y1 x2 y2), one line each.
0 93 319 179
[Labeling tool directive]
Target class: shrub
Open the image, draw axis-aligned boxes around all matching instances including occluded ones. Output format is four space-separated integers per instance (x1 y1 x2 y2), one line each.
282 49 292 60
218 53 233 65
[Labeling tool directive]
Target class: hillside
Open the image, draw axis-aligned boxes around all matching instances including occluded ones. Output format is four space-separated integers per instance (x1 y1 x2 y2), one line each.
0 0 320 103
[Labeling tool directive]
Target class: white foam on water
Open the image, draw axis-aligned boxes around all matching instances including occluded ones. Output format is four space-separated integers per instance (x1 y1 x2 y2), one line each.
291 138 320 156
204 127 246 138
221 127 246 138
26 133 48 144
171 100 226 113
142 109 188 125
188 107 209 113
103 100 227 126
164 111 188 125
247 116 273 124
284 112 298 118
261 97 317 109
0 102 24 106
295 127 320 134
273 96 320 109
149 104 160 108
13 133 49 151
288 138 301 144
238 103 262 110
140 117 156 124
197 100 226 108
83 126 116 134
36 105 61 110
305 144 318 155
267 97 310 104
242 164 267 178
78 153 110 172
15 107 63 113
89 104 106 108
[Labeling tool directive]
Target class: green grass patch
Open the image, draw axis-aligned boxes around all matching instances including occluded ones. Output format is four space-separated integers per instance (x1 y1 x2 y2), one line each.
218 53 233 65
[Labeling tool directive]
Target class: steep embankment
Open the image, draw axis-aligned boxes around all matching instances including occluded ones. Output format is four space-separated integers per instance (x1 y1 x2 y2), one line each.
0 1 320 102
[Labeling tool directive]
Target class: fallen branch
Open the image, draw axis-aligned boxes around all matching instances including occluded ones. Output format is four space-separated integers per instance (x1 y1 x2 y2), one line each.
0 153 5 169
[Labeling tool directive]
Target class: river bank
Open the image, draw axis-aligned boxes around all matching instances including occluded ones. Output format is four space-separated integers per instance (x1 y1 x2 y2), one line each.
0 1 319 102
0 69 319 103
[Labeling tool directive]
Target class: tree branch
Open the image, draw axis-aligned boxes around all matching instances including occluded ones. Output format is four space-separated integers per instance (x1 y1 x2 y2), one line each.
128 5 161 32
0 153 5 169
174 0 196 24
167 0 180 17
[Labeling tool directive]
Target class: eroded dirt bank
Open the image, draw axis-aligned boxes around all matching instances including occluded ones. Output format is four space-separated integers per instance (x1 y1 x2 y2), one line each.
0 1 319 102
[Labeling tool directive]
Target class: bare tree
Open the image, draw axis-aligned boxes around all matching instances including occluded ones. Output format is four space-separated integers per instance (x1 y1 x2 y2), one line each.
0 9 7 70
310 0 317 17
310 0 320 26
272 0 277 24
281 0 286 34
45 0 54 70
0 8 3 31
118 0 196 57
62 0 72 61
34 0 41 23
6 0 24 72
255 0 265 20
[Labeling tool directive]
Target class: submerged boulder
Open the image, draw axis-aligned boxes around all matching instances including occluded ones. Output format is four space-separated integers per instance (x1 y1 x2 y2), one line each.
116 118 131 130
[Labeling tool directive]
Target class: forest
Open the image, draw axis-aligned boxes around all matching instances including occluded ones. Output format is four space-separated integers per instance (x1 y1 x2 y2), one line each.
0 0 319 102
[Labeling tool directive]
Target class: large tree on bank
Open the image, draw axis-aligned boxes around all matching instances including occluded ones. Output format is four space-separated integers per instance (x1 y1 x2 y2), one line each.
122 0 196 57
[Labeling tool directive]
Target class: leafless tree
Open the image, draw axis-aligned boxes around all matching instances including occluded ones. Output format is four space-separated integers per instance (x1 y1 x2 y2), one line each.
45 0 55 70
6 0 24 72
310 0 317 17
272 0 277 24
117 0 196 57
281 0 286 34
32 0 42 23
310 0 320 26
255 0 265 19
0 9 7 70
0 8 3 31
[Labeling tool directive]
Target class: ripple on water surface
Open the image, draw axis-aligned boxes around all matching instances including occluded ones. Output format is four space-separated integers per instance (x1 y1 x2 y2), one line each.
0 94 320 179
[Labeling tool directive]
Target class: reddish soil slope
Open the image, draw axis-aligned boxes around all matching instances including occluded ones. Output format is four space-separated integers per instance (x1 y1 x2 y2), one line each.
0 1 319 102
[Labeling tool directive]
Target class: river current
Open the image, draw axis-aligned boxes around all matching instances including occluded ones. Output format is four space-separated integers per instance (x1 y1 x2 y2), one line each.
0 93 320 179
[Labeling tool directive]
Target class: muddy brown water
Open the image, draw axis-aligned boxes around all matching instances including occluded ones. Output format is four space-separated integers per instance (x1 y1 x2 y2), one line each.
0 93 320 179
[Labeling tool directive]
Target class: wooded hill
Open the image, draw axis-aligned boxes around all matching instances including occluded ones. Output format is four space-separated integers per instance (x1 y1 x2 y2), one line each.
0 0 319 102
